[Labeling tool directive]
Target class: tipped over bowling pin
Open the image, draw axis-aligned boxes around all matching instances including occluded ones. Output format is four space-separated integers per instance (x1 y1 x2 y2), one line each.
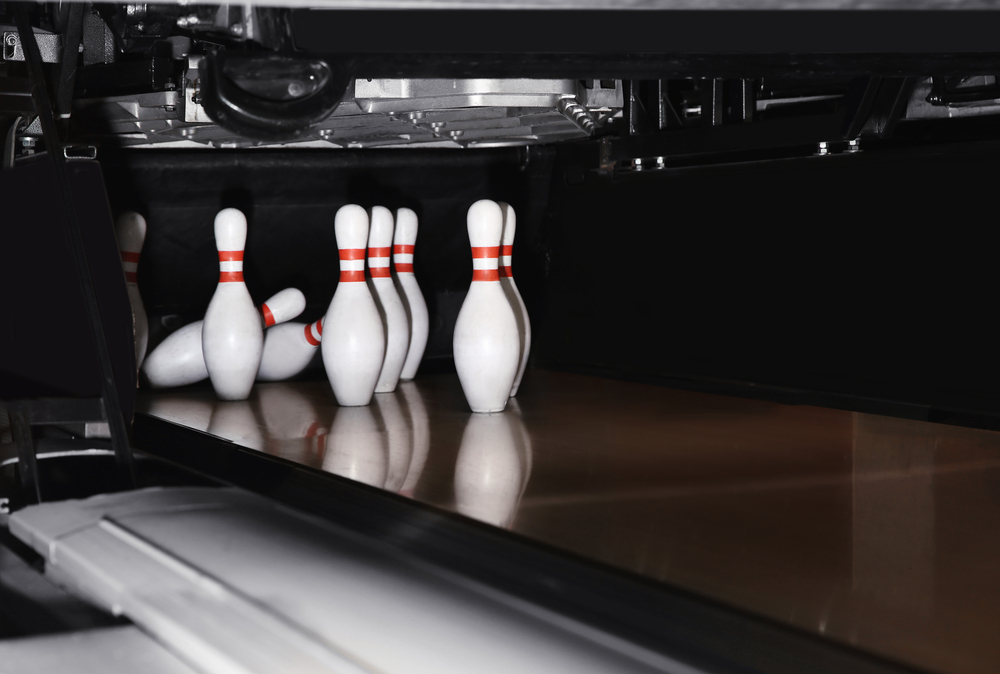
322 205 385 407
116 211 149 371
203 209 261 401
369 206 409 393
144 288 305 388
395 208 429 381
453 200 520 413
498 203 531 397
257 318 323 382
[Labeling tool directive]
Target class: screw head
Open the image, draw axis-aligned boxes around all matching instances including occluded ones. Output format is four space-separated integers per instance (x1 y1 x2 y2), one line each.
230 22 244 36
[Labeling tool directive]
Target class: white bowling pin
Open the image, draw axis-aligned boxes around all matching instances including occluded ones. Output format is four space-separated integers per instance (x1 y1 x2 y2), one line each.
322 205 385 407
453 200 520 413
373 392 412 493
143 288 305 388
454 411 525 529
207 400 264 450
322 407 387 488
115 211 149 371
257 318 323 382
498 203 531 397
203 208 262 401
398 381 430 497
368 207 409 393
395 208 429 381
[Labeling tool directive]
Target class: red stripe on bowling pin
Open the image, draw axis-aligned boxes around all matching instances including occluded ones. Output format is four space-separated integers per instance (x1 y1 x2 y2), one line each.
121 250 140 285
393 243 415 274
368 245 391 279
471 246 500 282
339 248 366 282
499 244 513 278
218 250 244 283
261 303 275 327
304 318 323 346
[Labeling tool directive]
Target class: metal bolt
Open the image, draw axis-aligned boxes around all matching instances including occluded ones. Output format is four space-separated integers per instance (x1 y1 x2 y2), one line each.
846 138 861 154
230 22 244 36
815 141 830 156
634 158 643 171
448 130 464 137
655 156 665 169
164 105 176 112
407 111 425 121
180 127 195 137
431 121 446 129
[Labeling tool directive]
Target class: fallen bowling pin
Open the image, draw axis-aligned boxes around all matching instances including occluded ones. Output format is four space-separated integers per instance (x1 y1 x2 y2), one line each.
453 200 520 413
368 206 409 393
322 205 385 407
498 203 531 397
394 208 429 381
115 211 149 371
143 288 306 388
256 318 323 382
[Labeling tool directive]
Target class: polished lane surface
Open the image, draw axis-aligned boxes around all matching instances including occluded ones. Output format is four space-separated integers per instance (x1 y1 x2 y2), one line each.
137 370 1000 674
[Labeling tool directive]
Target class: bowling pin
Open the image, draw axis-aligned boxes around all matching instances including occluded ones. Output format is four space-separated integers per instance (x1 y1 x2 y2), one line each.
373 392 412 492
203 209 265 401
395 208 429 381
398 381 430 498
453 200 520 414
144 288 305 388
454 411 526 529
498 203 531 397
256 318 323 382
368 206 409 393
322 205 385 407
115 211 149 371
322 407 387 488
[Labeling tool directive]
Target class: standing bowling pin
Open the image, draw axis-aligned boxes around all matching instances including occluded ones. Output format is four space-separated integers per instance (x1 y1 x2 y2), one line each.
322 205 385 407
203 208 263 401
453 200 520 413
116 211 149 371
144 288 305 388
498 203 531 397
257 318 323 382
368 206 409 393
395 208 429 381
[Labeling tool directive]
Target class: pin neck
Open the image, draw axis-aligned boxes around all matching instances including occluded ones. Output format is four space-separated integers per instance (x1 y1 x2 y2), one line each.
339 248 366 282
471 245 500 282
368 246 391 278
393 244 415 273
261 303 275 327
121 250 140 285
499 245 513 278
218 250 245 283
304 317 323 346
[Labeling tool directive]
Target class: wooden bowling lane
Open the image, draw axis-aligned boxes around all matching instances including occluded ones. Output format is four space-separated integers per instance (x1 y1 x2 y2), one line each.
137 371 1000 674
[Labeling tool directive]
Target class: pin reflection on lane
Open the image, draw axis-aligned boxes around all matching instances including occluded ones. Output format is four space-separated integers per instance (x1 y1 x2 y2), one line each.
207 400 264 451
323 407 388 488
398 381 430 498
257 383 328 467
374 392 412 493
454 408 532 529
